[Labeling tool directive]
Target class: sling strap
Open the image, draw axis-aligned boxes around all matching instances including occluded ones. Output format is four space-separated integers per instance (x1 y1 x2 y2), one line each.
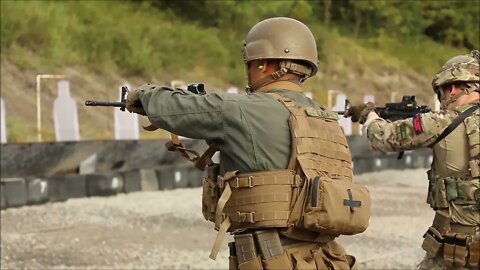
428 104 479 148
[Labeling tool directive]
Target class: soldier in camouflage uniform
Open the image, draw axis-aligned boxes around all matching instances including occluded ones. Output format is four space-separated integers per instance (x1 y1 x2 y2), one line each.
345 50 480 269
126 17 368 269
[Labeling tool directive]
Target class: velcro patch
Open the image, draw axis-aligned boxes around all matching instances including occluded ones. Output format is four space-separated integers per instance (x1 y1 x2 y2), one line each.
305 108 339 121
396 124 408 141
413 114 423 134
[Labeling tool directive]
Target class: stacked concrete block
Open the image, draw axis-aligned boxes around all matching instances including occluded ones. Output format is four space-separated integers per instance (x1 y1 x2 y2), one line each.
87 173 123 197
49 174 87 202
156 166 176 190
139 169 159 191
121 169 159 193
121 169 142 193
0 183 6 209
26 178 49 205
188 167 205 187
1 178 27 208
173 167 189 188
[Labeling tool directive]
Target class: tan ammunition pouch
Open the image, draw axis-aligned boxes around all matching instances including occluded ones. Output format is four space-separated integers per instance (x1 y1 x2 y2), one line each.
228 229 357 270
427 169 479 211
202 163 221 222
421 211 480 268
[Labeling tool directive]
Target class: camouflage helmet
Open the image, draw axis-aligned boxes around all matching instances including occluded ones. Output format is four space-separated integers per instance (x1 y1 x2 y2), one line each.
432 50 480 93
242 17 318 77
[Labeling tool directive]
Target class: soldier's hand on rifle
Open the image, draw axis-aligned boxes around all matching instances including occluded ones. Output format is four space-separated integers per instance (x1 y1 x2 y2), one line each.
126 87 147 116
344 102 376 124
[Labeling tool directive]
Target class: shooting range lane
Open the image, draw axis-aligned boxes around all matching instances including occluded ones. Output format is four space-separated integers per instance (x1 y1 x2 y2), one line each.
0 169 432 269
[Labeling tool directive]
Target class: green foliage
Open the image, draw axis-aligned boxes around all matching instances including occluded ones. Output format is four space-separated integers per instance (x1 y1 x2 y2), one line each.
1 0 478 86
6 116 33 143
1 0 230 77
317 0 478 48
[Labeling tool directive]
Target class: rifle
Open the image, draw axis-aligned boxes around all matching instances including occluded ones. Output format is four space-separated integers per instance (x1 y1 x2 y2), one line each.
84 83 206 110
85 83 208 162
337 95 432 159
85 86 128 111
337 95 431 121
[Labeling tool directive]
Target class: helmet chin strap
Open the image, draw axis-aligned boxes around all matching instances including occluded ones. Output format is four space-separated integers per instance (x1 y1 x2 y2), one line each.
440 88 467 109
245 60 312 93
245 67 289 93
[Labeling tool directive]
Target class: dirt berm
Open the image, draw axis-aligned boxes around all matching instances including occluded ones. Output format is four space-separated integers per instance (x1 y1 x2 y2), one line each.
1 169 433 269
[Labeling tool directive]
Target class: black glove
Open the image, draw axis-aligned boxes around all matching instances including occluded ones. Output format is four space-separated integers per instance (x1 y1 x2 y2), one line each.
126 87 146 116
344 102 376 124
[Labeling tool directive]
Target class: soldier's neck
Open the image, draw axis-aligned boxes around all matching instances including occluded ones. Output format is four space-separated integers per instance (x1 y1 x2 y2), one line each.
255 80 304 93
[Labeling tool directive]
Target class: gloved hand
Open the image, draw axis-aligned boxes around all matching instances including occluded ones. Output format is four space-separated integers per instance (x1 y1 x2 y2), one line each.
126 87 147 116
344 102 376 124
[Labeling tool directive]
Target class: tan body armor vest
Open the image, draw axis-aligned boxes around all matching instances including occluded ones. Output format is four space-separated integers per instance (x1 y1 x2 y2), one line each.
422 104 479 268
426 105 479 214
202 93 371 259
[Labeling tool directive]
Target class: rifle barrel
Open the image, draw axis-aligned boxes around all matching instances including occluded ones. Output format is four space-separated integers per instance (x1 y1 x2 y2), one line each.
85 100 124 107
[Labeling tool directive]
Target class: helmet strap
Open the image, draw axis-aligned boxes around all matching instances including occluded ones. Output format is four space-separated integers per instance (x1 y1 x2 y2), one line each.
245 67 288 92
279 60 312 78
442 90 467 109
246 60 312 92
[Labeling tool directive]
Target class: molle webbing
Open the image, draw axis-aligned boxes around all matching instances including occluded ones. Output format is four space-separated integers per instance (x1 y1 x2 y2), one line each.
297 155 352 180
226 171 301 188
268 93 353 181
221 170 297 231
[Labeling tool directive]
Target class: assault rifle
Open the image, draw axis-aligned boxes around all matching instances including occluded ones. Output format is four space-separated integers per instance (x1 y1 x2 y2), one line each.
337 95 431 121
85 86 129 111
338 95 432 159
84 83 206 110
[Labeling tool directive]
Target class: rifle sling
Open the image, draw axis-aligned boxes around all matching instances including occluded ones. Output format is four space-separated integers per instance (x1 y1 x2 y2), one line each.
428 104 479 148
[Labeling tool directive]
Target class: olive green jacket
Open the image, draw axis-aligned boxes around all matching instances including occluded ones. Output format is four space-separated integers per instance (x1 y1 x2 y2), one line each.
138 81 322 173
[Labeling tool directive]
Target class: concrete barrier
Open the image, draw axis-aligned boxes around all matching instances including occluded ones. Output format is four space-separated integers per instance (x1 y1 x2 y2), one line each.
0 139 207 179
26 177 49 205
0 137 433 209
87 173 123 197
138 169 159 191
48 174 87 202
1 178 27 208
156 166 177 190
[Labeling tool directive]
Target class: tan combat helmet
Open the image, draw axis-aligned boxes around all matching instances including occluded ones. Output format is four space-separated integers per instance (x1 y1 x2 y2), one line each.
243 17 319 92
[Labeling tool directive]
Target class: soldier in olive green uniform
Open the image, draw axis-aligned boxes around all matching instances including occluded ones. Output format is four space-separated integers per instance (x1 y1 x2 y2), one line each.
126 17 371 269
345 50 480 269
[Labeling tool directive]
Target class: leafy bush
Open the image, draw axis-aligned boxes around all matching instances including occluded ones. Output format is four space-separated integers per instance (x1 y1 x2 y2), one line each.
1 0 477 87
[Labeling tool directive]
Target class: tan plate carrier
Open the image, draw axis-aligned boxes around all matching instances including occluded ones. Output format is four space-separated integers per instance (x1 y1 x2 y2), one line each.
196 93 372 260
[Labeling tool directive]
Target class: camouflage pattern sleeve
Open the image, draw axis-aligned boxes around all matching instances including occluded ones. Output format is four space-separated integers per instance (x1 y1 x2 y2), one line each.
363 110 456 152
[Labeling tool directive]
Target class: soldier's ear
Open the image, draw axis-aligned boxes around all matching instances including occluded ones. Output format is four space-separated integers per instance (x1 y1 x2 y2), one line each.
260 60 269 73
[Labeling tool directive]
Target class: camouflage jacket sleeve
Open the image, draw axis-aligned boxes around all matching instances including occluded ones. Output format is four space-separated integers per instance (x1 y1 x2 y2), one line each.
363 110 457 152
138 84 225 141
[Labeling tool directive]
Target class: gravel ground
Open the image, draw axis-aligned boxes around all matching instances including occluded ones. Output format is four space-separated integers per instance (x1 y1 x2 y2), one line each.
1 168 433 269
